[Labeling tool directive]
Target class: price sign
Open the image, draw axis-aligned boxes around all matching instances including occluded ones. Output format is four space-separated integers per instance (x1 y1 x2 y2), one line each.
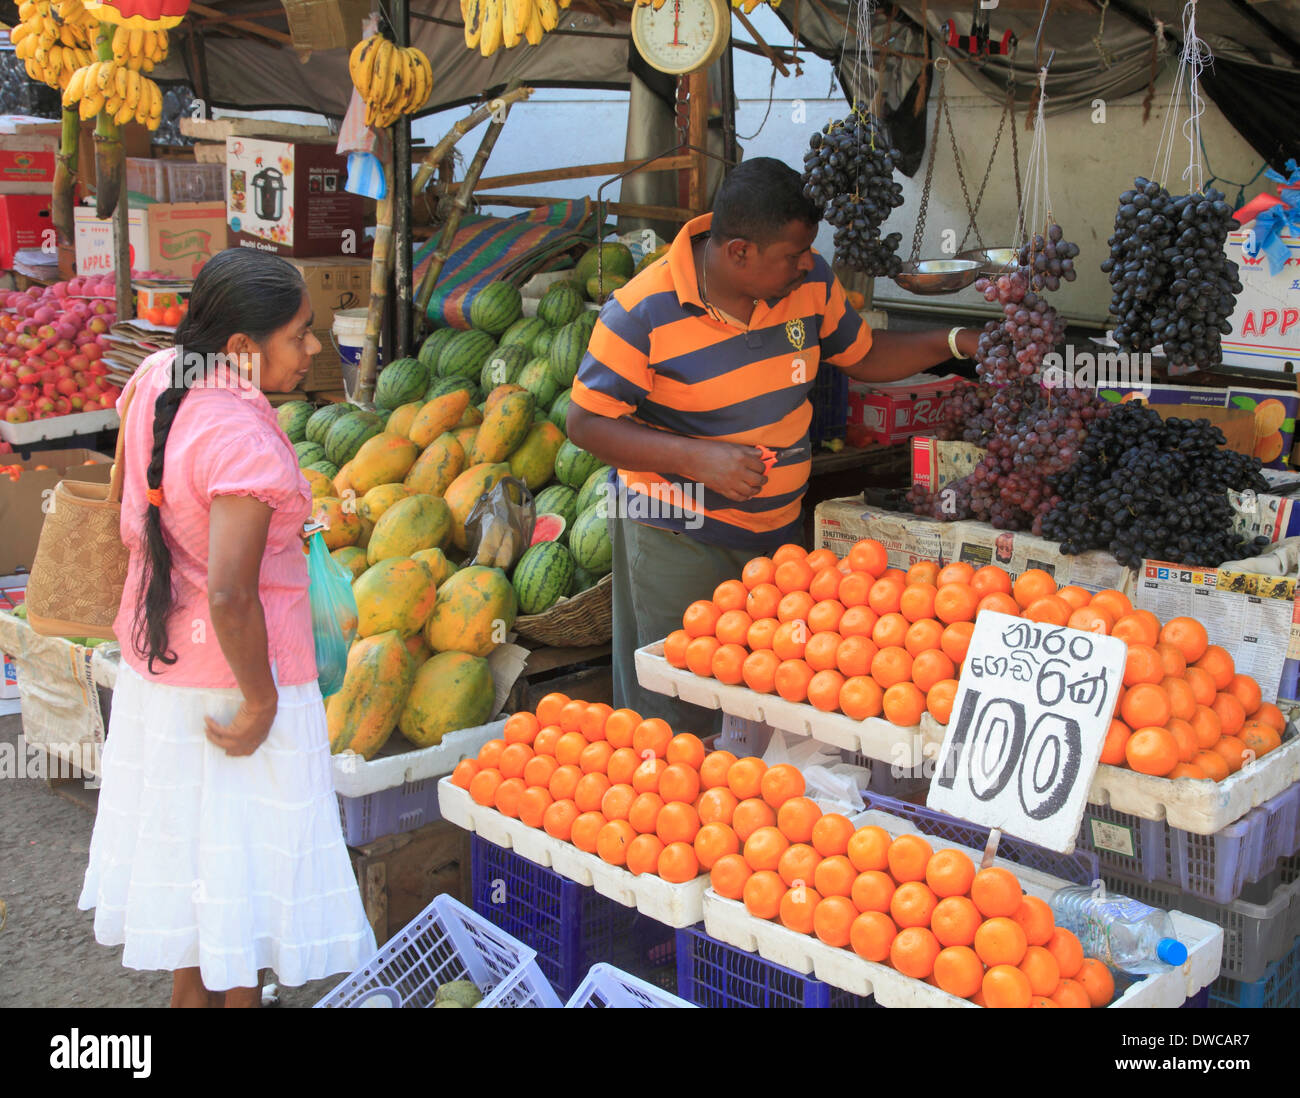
927 611 1127 854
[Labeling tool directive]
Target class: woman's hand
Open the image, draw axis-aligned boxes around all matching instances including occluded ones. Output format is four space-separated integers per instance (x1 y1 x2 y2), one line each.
205 698 277 757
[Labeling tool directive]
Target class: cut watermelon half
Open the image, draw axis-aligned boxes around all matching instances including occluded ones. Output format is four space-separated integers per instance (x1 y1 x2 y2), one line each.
530 512 567 546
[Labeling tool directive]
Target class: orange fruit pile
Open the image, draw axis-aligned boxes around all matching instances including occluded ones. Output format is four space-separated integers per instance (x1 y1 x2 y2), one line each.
712 799 1113 1008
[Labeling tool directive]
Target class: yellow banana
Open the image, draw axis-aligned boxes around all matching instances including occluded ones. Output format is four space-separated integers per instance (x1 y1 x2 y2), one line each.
513 0 530 40
104 93 121 114
62 63 86 104
140 55 153 72
348 36 370 87
60 22 76 47
95 59 113 91
480 0 503 56
148 78 161 120
356 35 382 98
462 0 483 49
78 92 96 120
502 0 520 49
114 99 132 125
9 20 32 44
129 27 142 57
112 23 127 57
538 0 558 32
18 0 37 18
124 67 141 110
114 62 127 103
412 50 432 110
372 39 394 104
524 2 543 45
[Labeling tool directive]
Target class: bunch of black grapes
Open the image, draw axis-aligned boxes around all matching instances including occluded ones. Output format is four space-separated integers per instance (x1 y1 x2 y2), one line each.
1101 178 1243 370
802 115 904 277
1018 222 1080 292
1042 402 1269 567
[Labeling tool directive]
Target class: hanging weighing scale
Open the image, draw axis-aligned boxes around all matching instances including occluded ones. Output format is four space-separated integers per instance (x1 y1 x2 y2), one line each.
630 0 730 75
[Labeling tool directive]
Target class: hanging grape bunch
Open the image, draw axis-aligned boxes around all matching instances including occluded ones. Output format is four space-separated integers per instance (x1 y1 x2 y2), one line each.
1017 222 1080 292
1101 178 1242 371
971 267 1068 385
801 115 904 277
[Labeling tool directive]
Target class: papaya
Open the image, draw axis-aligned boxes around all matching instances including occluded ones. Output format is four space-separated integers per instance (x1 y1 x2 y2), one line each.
356 514 374 549
444 462 512 551
471 389 536 465
357 483 411 525
331 545 369 581
302 467 335 499
507 420 566 490
312 497 363 550
366 493 453 565
457 404 484 428
451 425 479 456
353 557 439 637
424 564 517 657
403 632 433 666
385 400 423 439
404 432 465 497
350 432 420 494
411 547 457 588
398 650 495 748
409 390 471 448
326 631 415 758
333 461 356 498
485 383 527 411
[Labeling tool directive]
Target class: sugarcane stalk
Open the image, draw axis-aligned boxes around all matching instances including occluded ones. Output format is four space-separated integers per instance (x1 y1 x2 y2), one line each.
355 150 394 405
51 106 80 245
92 22 123 222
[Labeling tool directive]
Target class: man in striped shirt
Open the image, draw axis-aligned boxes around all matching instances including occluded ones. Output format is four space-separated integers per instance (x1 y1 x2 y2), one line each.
568 158 979 729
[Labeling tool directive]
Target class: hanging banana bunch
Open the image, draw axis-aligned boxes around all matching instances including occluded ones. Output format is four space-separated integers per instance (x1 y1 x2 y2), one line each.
462 0 567 57
110 23 168 71
349 34 434 130
62 59 163 128
8 0 99 91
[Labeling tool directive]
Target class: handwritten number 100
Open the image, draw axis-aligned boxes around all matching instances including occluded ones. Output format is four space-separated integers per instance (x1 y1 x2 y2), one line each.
936 689 1083 820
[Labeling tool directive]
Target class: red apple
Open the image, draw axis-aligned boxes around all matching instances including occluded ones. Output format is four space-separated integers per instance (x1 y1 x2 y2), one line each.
16 383 37 401
67 394 84 411
34 396 54 414
5 404 29 423
53 396 70 414
82 343 102 361
55 377 77 396
88 317 108 334
0 372 16 390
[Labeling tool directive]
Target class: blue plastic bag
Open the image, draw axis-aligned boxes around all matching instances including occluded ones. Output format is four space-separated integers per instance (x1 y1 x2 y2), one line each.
306 529 358 698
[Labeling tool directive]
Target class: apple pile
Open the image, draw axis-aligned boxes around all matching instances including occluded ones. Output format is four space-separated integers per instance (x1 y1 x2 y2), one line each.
0 275 121 426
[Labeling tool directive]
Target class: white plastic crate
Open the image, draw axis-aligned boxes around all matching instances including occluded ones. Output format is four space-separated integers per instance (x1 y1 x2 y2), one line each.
565 963 694 1007
163 161 225 202
125 157 168 201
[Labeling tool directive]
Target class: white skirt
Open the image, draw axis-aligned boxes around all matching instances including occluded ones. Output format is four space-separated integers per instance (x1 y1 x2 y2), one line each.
78 661 377 992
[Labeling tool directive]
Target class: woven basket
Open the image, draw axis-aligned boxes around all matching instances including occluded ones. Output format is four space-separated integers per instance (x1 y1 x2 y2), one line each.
513 573 612 648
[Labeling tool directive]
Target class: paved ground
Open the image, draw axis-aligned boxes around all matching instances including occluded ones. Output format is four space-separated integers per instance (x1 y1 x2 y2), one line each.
0 712 338 1008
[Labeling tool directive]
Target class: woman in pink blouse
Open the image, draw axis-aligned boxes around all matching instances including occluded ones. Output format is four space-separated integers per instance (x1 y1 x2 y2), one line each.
79 249 375 1006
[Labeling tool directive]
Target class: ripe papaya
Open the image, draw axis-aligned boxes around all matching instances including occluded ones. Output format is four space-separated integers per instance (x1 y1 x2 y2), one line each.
471 389 536 464
397 650 495 748
403 632 433 666
326 631 415 759
312 497 362 550
409 390 471 448
353 557 438 637
411 547 457 588
444 462 512 550
385 400 423 439
404 433 465 497
303 468 334 499
507 420 566 490
366 493 453 565
333 462 356 498
358 483 411 525
458 404 484 428
424 564 517 657
350 432 420 494
331 545 369 581
485 383 527 410
451 425 479 456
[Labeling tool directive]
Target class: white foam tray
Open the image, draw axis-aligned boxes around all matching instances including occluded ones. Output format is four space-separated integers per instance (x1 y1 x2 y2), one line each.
331 718 506 798
635 640 944 766
0 406 119 445
701 806 1223 1009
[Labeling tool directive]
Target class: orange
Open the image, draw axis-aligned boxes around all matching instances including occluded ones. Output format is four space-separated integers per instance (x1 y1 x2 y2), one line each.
1253 701 1287 732
1046 927 1084 979
759 763 805 809
742 649 781 694
469 767 504 807
503 712 541 745
659 763 701 805
911 649 957 693
810 566 845 603
808 598 846 634
774 558 815 595
940 621 975 664
1069 606 1114 635
657 801 701 845
907 561 942 586
709 851 752 897
871 645 914 690
1240 721 1282 758
927 680 959 724
626 833 665 877
1019 945 1061 996
579 702 613 743
631 756 666 794
1089 589 1133 620
1193 750 1231 782
732 798 777 842
1012 568 1057 608
1112 611 1160 647
776 797 822 843
814 854 857 899
451 759 479 790
774 659 816 704
836 635 878 678
850 910 898 962
632 717 673 760
1023 596 1072 626
578 740 614 775
778 842 821 888
890 881 939 928
744 825 790 872
727 756 768 800
715 609 754 647
1194 645 1236 690
535 692 570 728
974 916 1029 966
494 777 526 818
931 895 982 947
1227 673 1262 717
700 750 738 790
542 797 580 840
663 629 692 668
597 819 636 866
607 746 641 786
848 539 889 576
1162 677 1197 721
851 869 896 913
934 583 979 625
934 946 985 999
904 618 945 657
1030 997 1060 1008
813 895 859 948
772 543 808 568
839 604 879 637
983 964 1032 1009
846 825 891 872
698 786 740 826
867 577 905 616
628 791 664 834
742 869 786 919
1051 978 1091 1009
600 783 637 821
1159 616 1208 662
574 772 611 813
937 561 975 587
1156 642 1187 678
1056 585 1091 610
746 583 782 621
1099 719 1131 766
883 682 926 727
713 578 749 613
742 556 776 590
1212 691 1246 737
978 592 1022 617
811 813 856 857
570 810 606 854
970 564 1013 598
871 611 909 649
1125 726 1180 776
558 699 588 734
887 833 934 883
970 867 1023 918
682 599 722 638
1212 735 1251 774
554 731 587 768
477 738 507 768
658 841 699 883
837 572 874 610
900 583 938 623
840 676 885 720
747 616 780 652
926 848 976 898
1189 705 1222 749
517 786 553 829
604 708 641 749
1121 682 1171 729
666 732 706 770
1166 719 1198 764
685 636 721 678
1124 645 1165 686
805 634 844 675
1075 957 1115 1007
771 620 808 661
1184 666 1218 708
1168 762 1208 780
890 926 942 979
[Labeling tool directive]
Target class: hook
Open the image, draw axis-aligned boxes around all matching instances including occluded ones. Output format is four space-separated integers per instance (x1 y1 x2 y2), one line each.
1034 0 1051 63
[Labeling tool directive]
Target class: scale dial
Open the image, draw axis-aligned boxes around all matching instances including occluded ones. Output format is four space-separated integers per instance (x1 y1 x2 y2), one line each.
631 0 730 76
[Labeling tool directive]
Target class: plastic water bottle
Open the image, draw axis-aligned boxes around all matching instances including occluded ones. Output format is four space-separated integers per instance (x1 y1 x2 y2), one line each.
1049 885 1188 976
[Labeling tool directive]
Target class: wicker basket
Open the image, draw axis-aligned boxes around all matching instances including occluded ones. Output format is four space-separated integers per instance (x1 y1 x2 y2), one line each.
280 0 369 51
513 574 613 648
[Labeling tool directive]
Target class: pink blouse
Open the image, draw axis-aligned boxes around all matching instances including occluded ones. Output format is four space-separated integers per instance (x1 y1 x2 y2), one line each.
114 348 317 687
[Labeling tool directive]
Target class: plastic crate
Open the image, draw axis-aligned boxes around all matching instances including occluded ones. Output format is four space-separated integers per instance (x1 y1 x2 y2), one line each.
471 835 676 999
566 963 694 1008
863 792 1100 886
810 366 848 445
675 925 880 1008
1208 935 1300 1008
1077 802 1173 885
337 776 441 847
125 157 168 202
315 893 560 1007
163 161 225 203
1182 987 1210 1008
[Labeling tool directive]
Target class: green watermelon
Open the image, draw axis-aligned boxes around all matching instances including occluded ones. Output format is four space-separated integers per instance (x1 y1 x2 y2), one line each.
305 402 353 446
532 326 557 359
306 459 340 479
575 243 634 289
324 409 383 467
438 329 497 382
577 309 599 335
479 342 531 392
517 356 560 409
500 316 548 350
425 375 478 402
571 565 599 594
512 541 576 615
576 465 611 515
569 502 613 575
418 327 457 372
534 484 579 533
374 357 429 410
295 440 328 467
278 401 313 443
538 282 584 327
548 320 588 389
554 438 602 489
469 282 523 335
548 389 573 432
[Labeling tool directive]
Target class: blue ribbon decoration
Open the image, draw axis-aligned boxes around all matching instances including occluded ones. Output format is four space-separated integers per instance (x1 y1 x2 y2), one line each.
1243 158 1300 277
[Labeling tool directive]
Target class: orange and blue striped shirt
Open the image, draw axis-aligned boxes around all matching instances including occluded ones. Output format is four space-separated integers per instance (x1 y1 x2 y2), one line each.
571 213 872 549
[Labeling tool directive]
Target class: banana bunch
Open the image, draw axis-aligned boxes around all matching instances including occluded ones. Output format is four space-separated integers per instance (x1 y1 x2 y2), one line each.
349 35 434 130
8 0 96 90
462 0 569 56
63 61 162 129
111 24 168 71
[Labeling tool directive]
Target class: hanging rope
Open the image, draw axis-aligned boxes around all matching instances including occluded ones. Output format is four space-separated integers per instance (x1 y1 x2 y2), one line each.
1091 0 1114 69
1199 131 1268 208
737 66 778 141
1151 0 1208 193
1015 65 1053 249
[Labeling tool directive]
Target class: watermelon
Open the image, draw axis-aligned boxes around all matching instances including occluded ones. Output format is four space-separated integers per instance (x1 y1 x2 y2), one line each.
548 389 573 432
469 282 523 335
533 484 579 533
577 309 599 335
512 541 576 615
517 356 560 409
529 512 567 546
531 326 557 359
576 464 612 515
418 327 457 372
295 440 327 467
278 401 313 443
554 438 602 489
305 402 353 446
538 282 584 327
306 459 340 479
324 409 384 467
500 316 548 350
547 320 588 389
571 565 600 593
478 342 531 392
569 502 613 575
575 243 635 289
438 329 497 382
375 357 429 410
425 375 478 402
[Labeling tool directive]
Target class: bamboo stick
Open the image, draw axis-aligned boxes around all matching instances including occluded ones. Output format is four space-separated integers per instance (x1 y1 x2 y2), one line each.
92 23 123 223
188 3 293 44
436 154 693 192
409 85 533 202
51 107 79 245
355 150 394 405
733 8 789 77
474 194 697 221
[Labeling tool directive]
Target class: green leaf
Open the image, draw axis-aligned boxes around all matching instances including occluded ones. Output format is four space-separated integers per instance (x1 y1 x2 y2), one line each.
1229 395 1256 410
1284 419 1296 432
1099 390 1122 403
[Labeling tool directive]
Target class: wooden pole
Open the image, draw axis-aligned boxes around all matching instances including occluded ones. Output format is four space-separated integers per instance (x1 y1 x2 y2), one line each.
442 155 693 192
409 86 533 204
687 69 708 215
113 187 130 319
392 0 412 361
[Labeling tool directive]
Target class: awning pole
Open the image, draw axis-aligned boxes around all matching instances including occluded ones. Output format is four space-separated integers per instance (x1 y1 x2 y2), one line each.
392 0 412 360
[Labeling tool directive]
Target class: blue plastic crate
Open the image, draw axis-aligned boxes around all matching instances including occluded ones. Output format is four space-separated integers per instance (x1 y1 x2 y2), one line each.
566 963 695 1008
810 366 848 445
863 792 1099 886
1209 935 1300 1008
470 836 676 999
337 778 442 847
1077 803 1173 886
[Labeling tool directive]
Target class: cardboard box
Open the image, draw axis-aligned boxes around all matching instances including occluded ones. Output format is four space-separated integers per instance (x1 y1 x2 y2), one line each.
1221 226 1299 374
0 449 113 576
288 256 371 325
0 126 58 194
0 193 53 270
1226 385 1300 469
304 330 344 392
846 374 962 449
1097 383 1262 461
910 437 985 494
74 201 225 278
74 203 149 276
226 137 361 258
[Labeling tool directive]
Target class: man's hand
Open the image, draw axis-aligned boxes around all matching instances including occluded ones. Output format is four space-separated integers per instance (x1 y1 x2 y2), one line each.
684 439 768 502
205 698 277 757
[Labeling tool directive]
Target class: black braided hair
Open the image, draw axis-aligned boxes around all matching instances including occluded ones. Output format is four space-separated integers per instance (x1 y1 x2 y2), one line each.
132 248 307 672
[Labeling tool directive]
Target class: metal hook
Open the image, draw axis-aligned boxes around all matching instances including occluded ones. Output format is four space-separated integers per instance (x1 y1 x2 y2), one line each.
1034 0 1052 59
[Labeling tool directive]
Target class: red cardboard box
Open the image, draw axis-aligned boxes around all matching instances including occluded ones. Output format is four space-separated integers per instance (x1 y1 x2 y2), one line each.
0 127 58 193
0 193 54 269
847 374 962 448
